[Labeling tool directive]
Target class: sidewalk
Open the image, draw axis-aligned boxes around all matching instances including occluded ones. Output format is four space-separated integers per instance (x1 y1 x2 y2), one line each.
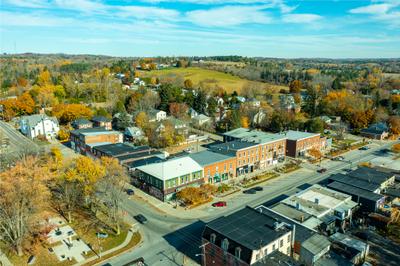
74 227 138 266
0 249 13 266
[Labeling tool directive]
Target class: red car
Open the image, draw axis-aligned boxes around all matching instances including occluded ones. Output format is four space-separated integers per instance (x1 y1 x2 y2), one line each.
212 201 227 207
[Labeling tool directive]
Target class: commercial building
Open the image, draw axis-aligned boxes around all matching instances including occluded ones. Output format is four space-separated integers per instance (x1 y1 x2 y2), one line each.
281 130 327 158
70 127 123 154
201 207 294 266
214 128 287 175
135 157 203 201
275 184 357 233
189 150 236 184
329 233 369 265
346 167 395 190
360 122 389 140
19 114 59 140
327 173 381 193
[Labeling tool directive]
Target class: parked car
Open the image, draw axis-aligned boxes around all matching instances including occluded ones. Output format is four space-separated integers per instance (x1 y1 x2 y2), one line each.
212 201 227 207
126 189 134 195
253 186 263 191
134 214 148 224
359 146 369 150
332 156 344 161
317 168 327 173
243 189 257 194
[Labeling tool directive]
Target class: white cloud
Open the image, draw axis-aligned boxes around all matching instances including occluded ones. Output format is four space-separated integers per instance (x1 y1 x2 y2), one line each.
54 0 107 12
282 13 322 23
0 11 73 26
117 6 180 20
186 5 272 27
4 0 49 8
349 4 392 15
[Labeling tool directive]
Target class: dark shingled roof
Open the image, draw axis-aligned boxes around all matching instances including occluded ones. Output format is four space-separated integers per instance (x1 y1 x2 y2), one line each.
91 116 111 122
347 167 394 185
328 173 380 192
93 143 150 157
327 181 384 202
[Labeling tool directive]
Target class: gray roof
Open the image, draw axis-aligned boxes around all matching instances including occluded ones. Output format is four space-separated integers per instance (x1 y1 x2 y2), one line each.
189 150 234 166
192 114 210 121
91 116 111 122
21 114 58 127
72 118 92 126
328 173 380 192
281 130 320 141
302 234 331 255
347 167 394 185
223 127 286 144
210 140 258 154
327 181 384 202
205 207 291 251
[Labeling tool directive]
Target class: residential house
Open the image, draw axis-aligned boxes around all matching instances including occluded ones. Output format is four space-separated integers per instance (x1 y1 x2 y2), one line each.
201 206 294 266
189 108 199 119
247 98 261 108
216 97 224 106
189 150 236 184
70 127 123 154
253 109 267 126
71 118 93 130
279 95 300 113
360 122 389 140
20 114 59 140
91 116 112 130
282 130 327 158
168 117 188 135
135 156 203 201
148 109 167 122
319 116 332 125
192 114 211 127
124 126 145 142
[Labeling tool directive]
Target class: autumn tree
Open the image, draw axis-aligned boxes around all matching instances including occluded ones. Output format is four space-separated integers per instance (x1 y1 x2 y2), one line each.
184 79 193 89
289 80 302 94
98 157 129 235
388 116 400 135
392 143 400 153
169 102 189 119
0 157 51 256
135 111 149 129
52 103 92 124
308 148 322 159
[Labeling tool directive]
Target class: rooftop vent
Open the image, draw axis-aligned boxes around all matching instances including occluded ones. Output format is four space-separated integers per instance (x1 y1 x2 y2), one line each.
315 198 319 205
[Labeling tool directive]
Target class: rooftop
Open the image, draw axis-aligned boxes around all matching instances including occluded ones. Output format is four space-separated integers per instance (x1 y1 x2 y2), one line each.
329 232 367 253
328 173 380 192
347 167 394 185
361 122 388 135
93 143 150 157
21 114 58 127
302 234 331 256
70 127 109 135
281 130 320 141
271 203 312 223
72 118 92 125
223 128 286 144
205 207 292 251
125 156 166 169
91 116 111 122
327 181 384 202
189 150 234 166
253 251 301 266
136 156 203 181
210 140 258 154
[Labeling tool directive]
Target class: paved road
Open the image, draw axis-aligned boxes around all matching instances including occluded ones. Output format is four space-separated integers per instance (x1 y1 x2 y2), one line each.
0 121 39 158
102 140 398 266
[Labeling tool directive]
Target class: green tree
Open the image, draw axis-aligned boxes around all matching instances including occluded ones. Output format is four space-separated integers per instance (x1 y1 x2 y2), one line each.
306 118 325 133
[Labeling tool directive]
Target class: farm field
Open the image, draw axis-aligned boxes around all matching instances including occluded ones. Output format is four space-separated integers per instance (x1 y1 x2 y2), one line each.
142 67 288 94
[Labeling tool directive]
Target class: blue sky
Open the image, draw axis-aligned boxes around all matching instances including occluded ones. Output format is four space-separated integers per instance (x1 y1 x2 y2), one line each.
0 0 399 58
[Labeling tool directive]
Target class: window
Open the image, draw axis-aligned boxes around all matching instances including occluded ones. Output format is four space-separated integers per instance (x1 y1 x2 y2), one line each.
210 233 216 244
222 238 229 251
280 239 283 248
273 244 276 250
256 254 260 260
264 247 268 255
287 234 291 243
287 246 290 255
235 247 241 259
208 169 210 177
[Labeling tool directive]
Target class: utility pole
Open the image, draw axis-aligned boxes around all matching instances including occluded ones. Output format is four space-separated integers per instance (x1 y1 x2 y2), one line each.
199 243 208 266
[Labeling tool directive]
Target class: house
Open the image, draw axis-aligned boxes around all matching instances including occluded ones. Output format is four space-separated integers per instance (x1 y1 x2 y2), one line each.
279 95 300 113
189 150 237 184
201 206 294 266
148 109 167 122
91 116 112 130
216 97 224 106
275 184 357 233
282 130 327 158
329 233 369 265
188 108 199 119
319 116 332 125
20 114 59 140
135 156 203 201
360 122 389 140
71 118 93 130
70 127 123 154
168 117 188 134
253 110 267 126
124 126 145 142
247 98 261 108
192 114 211 127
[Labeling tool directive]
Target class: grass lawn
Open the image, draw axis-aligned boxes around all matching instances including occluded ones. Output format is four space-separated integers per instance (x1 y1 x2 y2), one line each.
141 67 287 94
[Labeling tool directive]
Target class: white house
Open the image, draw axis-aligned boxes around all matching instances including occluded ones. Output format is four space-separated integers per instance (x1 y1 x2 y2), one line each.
192 114 211 126
148 109 167 122
216 97 224 106
20 114 60 140
189 108 199 119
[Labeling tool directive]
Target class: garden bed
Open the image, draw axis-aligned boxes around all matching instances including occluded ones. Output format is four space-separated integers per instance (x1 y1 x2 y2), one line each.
241 172 279 188
276 163 301 173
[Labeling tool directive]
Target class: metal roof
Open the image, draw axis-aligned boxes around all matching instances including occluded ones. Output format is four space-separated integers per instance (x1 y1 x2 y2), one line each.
347 167 394 185
327 181 384 202
302 234 331 255
223 127 286 144
281 130 320 141
328 173 380 192
136 156 203 181
189 150 234 166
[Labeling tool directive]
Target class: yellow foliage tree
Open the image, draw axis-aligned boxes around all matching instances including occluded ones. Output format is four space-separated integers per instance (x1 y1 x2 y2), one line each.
241 116 250 128
308 148 322 159
392 143 400 153
135 111 149 129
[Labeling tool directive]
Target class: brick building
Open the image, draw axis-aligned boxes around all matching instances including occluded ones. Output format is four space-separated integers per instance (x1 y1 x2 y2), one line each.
282 130 327 158
189 150 237 184
90 116 112 130
70 127 123 154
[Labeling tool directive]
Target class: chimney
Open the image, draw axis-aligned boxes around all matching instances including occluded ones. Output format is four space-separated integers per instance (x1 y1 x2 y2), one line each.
296 202 301 210
315 198 319 205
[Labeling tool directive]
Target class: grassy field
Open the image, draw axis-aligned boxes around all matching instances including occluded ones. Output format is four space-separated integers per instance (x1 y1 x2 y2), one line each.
142 67 288 94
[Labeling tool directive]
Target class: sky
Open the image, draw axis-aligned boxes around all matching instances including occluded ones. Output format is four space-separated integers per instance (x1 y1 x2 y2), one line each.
0 0 399 58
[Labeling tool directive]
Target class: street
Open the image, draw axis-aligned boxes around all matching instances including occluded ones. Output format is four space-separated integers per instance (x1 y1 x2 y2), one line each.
102 140 399 266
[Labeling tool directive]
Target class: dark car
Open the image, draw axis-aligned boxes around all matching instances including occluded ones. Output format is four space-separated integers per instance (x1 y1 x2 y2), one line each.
359 146 369 151
243 189 257 194
253 186 263 191
134 214 148 224
212 201 227 207
317 168 327 173
126 189 134 196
